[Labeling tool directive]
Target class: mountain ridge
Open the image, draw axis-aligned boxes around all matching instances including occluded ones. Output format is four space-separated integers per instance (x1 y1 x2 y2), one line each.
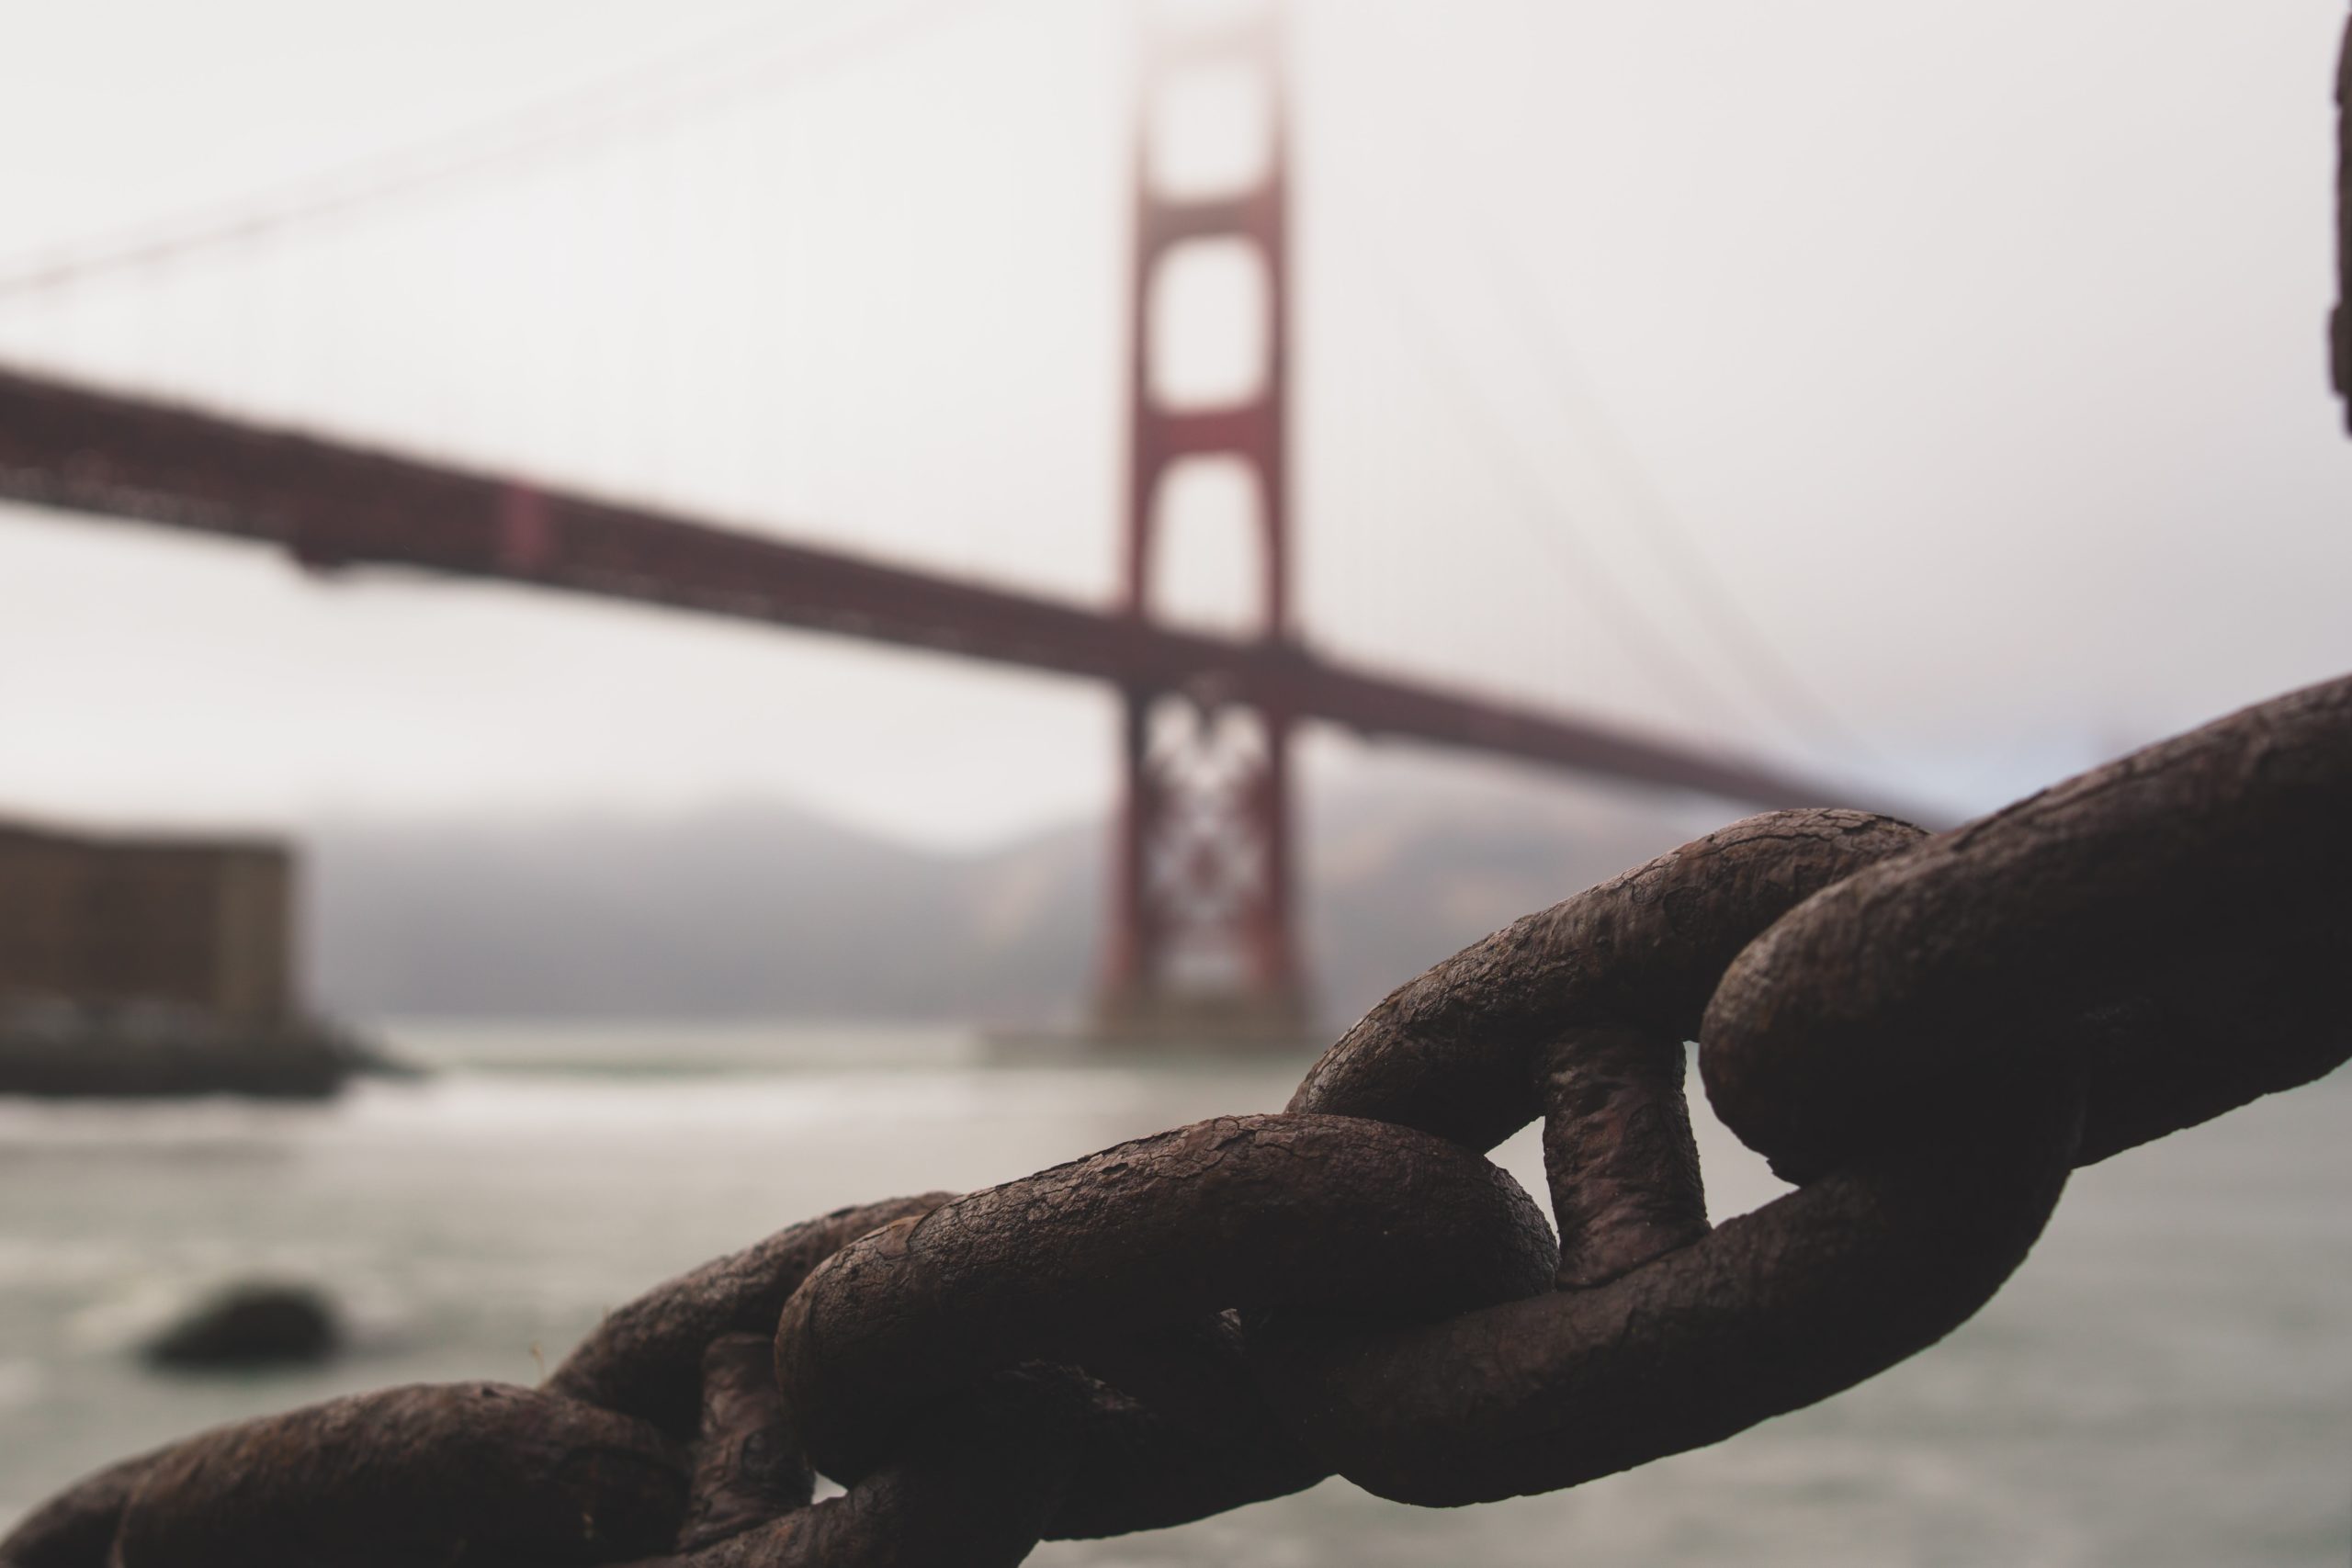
306 773 1721 1030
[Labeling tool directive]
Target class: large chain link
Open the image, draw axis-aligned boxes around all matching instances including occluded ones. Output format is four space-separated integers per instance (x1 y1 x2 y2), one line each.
6 675 2348 1568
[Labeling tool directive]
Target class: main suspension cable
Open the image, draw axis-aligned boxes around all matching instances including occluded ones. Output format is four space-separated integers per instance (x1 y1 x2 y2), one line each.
0 0 1000 304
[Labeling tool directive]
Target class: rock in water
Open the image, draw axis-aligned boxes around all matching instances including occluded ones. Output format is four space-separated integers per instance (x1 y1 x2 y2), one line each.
144 1283 339 1370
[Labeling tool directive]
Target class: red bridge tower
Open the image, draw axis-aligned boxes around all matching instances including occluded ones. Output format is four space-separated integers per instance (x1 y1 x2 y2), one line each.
1097 4 1309 1043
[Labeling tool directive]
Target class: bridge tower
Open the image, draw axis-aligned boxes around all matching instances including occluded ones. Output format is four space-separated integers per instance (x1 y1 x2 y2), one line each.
1097 2 1309 1044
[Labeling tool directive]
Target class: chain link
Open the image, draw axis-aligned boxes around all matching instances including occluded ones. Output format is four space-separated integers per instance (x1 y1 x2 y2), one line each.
6 675 2348 1568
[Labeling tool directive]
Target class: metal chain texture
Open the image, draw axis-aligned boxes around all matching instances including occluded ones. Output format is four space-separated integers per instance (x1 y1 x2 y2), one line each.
6 674 2349 1567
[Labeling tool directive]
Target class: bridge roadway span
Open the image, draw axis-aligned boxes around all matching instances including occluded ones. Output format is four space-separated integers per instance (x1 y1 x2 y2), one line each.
0 365 1858 812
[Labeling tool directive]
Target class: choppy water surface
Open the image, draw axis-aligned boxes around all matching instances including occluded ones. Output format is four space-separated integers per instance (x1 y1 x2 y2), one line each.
1 1022 2346 1566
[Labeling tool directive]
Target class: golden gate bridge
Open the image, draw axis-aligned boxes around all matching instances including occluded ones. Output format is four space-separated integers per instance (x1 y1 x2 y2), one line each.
0 0 1892 1040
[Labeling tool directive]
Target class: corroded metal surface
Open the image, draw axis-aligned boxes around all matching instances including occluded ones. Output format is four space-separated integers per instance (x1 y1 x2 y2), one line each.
0 1447 172 1568
775 1112 1555 1535
674 1334 810 1552
110 1384 686 1567
7 676 2348 1568
1290 808 1926 1154
1287 807 1927 1286
1703 674 2352 1179
548 1195 952 1438
1253 1068 2082 1506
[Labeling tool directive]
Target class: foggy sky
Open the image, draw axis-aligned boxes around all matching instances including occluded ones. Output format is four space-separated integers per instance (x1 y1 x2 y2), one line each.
1 0 2346 847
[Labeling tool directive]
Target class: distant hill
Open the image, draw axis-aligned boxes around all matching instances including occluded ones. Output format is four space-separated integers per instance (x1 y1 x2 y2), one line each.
305 771 1718 1030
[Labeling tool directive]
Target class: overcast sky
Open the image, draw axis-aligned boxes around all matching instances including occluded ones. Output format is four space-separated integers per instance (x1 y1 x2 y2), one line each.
0 0 2346 846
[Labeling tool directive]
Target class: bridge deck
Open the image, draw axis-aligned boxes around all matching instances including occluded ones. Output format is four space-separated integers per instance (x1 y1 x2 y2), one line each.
0 365 1871 814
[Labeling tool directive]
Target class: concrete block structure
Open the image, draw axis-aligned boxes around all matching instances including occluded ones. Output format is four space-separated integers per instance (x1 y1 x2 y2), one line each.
0 818 293 1027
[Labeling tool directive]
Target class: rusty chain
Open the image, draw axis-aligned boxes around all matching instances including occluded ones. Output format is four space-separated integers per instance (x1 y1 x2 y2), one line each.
6 674 2348 1567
